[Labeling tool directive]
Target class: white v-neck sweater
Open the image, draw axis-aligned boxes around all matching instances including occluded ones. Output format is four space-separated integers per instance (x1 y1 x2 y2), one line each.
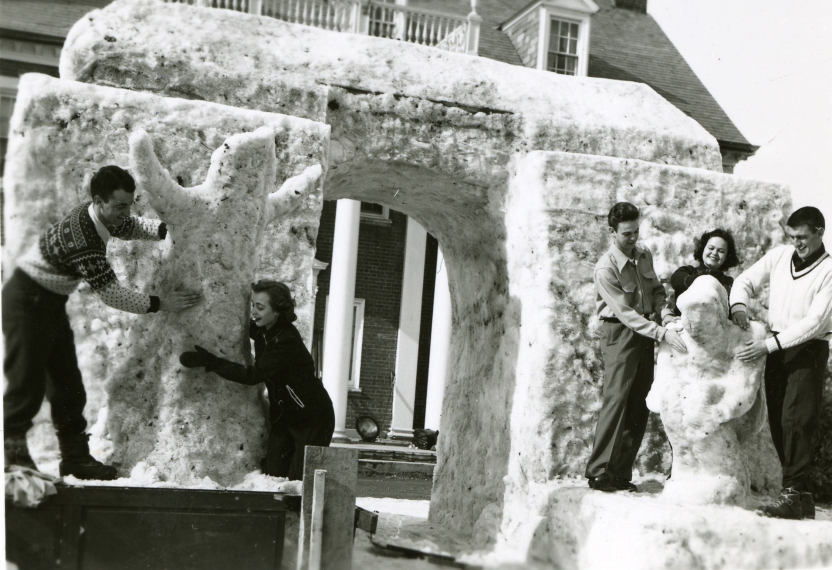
730 245 832 352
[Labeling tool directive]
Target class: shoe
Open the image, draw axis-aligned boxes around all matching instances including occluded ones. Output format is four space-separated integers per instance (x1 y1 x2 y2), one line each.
4 432 38 470
801 492 815 520
58 433 118 480
757 488 802 520
588 474 619 493
617 479 638 492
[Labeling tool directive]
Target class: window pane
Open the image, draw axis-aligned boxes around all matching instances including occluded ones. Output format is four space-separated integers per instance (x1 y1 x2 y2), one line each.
361 201 384 214
548 18 580 75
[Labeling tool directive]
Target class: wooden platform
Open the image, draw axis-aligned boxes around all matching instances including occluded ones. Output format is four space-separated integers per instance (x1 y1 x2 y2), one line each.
6 484 301 570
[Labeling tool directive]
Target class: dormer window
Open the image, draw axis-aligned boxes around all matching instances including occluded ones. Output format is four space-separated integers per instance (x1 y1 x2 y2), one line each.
547 18 580 75
500 0 598 77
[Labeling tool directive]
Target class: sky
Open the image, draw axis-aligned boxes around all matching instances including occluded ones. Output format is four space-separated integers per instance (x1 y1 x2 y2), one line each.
648 0 832 225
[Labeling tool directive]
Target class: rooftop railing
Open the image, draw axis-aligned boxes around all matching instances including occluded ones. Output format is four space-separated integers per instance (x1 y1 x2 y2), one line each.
165 0 481 54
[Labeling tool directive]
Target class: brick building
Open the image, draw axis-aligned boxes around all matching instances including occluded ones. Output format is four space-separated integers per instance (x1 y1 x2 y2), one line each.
0 0 756 440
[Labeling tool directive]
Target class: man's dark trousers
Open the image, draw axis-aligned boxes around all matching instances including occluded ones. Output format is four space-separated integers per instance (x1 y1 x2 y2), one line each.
3 269 88 437
586 321 654 482
764 338 828 491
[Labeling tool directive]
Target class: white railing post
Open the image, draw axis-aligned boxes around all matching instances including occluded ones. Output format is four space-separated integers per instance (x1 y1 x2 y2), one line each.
465 0 481 55
196 0 211 7
357 0 370 34
248 0 262 14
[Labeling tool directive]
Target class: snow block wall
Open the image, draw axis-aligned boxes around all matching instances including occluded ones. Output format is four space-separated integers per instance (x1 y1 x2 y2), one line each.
3 74 329 484
3 0 804 546
499 151 788 553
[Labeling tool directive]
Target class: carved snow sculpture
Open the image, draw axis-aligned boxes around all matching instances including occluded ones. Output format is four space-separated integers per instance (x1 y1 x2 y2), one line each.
646 275 768 506
2 74 329 480
104 128 322 485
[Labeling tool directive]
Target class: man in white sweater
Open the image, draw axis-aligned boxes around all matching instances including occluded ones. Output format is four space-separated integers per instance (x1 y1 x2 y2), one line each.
731 206 831 520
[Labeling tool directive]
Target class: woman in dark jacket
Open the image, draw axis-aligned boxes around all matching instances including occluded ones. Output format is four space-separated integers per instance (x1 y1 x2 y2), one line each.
670 228 740 316
180 280 334 481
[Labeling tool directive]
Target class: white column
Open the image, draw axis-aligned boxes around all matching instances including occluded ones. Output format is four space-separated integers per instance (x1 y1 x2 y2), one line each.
388 217 427 439
424 247 451 431
322 200 361 442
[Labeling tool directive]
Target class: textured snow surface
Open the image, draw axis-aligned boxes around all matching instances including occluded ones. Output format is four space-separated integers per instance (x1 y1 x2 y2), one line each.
4 0 811 555
498 151 789 550
485 485 832 570
3 74 329 485
646 276 774 506
60 0 722 171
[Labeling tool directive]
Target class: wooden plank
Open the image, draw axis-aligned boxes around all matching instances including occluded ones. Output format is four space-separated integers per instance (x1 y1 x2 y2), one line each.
298 446 358 570
309 469 327 570
39 485 295 511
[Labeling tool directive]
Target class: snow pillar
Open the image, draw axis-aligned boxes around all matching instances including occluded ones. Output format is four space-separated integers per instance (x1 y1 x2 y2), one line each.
424 247 451 431
322 199 361 442
388 217 427 439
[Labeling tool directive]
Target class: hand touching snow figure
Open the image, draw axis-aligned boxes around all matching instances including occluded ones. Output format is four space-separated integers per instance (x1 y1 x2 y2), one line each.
646 275 768 506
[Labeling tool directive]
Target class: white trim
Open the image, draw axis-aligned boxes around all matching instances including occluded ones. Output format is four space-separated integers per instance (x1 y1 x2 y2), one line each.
360 202 390 221
324 296 365 390
537 6 592 76
0 76 20 92
0 38 61 68
501 0 598 32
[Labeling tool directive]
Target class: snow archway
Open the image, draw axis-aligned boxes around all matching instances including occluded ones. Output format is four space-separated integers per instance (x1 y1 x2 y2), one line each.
3 0 792 550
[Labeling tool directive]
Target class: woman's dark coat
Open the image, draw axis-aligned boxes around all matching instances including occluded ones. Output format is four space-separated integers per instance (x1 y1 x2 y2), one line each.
208 320 333 426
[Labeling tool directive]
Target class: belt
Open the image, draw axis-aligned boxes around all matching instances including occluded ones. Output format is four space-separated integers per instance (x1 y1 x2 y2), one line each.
600 314 652 324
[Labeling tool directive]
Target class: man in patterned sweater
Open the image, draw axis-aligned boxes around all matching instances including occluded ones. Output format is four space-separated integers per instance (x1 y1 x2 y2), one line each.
732 206 832 519
3 165 202 480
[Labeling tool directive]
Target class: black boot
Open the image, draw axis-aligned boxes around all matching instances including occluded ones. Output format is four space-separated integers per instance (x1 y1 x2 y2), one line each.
801 492 816 520
4 432 37 470
58 433 118 480
757 487 802 520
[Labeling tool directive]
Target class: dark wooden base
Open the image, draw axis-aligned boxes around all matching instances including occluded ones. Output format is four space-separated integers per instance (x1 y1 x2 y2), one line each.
6 484 300 570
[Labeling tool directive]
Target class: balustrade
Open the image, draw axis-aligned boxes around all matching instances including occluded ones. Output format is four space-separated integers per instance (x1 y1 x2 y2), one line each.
162 0 479 53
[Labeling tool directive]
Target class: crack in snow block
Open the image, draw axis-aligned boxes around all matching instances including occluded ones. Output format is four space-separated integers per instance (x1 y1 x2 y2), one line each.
3 74 329 485
646 276 769 507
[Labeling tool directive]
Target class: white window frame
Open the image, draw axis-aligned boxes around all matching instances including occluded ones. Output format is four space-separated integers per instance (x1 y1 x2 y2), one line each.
536 4 593 77
323 297 366 390
359 201 391 222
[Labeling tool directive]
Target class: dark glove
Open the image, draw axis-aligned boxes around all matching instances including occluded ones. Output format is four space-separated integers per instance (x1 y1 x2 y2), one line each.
179 345 220 371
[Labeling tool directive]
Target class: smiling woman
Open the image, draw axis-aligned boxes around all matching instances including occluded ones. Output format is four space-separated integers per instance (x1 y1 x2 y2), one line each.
180 280 335 481
670 228 740 316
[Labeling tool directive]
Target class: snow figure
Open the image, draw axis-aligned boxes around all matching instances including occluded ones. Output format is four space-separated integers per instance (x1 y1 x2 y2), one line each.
646 275 768 506
101 128 322 485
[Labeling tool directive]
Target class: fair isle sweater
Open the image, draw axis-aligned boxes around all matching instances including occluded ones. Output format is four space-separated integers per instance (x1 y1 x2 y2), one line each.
730 245 832 352
16 202 166 314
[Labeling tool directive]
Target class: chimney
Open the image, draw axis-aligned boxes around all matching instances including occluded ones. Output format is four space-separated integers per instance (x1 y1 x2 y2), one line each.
615 0 647 13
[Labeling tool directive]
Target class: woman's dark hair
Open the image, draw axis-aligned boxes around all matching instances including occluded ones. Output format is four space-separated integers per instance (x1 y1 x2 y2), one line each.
607 202 639 230
693 228 740 270
90 165 136 201
251 280 297 323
